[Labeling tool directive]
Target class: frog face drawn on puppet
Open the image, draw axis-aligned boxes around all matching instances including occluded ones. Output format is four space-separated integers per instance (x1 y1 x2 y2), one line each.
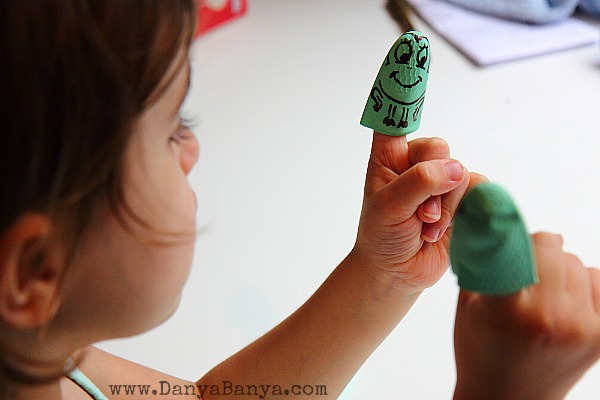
360 31 431 136
380 32 429 96
382 32 430 103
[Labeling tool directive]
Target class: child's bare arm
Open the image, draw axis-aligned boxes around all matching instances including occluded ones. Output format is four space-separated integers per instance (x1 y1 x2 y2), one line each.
196 133 481 399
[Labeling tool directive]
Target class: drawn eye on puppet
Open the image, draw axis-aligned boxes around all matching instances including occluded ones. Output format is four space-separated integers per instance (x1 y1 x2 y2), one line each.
416 43 429 71
394 38 413 65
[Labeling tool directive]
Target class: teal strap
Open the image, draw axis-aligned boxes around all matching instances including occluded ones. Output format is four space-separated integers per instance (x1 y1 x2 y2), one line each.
66 367 109 400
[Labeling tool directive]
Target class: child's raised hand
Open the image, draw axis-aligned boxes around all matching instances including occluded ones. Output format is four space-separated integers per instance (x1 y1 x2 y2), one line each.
351 132 478 292
454 233 600 400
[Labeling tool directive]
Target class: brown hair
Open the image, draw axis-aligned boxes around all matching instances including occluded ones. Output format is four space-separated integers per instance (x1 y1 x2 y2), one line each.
0 0 197 249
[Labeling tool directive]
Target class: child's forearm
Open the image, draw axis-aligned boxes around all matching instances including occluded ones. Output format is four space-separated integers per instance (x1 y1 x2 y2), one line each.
196 132 473 399
196 249 421 399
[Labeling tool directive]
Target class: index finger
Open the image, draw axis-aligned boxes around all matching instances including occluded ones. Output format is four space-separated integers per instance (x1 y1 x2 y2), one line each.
369 131 411 175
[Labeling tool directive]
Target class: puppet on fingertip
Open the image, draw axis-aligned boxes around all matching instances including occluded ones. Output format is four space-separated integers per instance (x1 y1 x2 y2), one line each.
361 31 430 136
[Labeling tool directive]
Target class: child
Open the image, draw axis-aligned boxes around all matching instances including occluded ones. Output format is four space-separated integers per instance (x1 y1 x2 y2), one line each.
1 1 598 399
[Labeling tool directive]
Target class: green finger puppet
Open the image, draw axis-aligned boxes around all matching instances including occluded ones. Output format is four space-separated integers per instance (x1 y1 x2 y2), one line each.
360 31 430 136
450 183 539 295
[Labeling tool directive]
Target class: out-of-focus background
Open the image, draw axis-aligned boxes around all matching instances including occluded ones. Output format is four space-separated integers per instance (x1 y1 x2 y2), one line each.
99 1 600 398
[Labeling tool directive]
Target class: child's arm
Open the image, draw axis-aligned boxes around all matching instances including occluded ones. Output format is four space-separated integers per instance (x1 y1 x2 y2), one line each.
196 132 479 398
454 233 600 400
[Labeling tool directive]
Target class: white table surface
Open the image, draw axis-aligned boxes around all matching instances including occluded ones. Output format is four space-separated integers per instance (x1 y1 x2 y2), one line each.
99 1 600 398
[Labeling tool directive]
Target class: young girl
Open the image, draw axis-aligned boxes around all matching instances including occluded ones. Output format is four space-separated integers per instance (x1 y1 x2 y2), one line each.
1 1 599 399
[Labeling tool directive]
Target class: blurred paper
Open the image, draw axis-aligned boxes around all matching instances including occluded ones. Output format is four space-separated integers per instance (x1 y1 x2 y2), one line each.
406 0 600 66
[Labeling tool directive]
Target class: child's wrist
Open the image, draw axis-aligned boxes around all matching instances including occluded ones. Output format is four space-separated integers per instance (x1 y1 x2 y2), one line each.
346 247 424 299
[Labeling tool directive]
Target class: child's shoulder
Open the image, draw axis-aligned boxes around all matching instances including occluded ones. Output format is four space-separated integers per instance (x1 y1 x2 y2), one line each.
60 346 199 400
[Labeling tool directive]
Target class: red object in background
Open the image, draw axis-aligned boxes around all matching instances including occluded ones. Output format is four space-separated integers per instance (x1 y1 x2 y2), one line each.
195 0 247 37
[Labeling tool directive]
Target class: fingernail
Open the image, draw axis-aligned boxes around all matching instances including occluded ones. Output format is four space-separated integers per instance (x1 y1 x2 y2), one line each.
423 200 441 220
422 225 441 243
444 160 464 181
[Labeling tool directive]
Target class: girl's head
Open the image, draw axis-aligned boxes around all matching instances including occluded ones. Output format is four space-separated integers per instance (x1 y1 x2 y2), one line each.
0 0 199 381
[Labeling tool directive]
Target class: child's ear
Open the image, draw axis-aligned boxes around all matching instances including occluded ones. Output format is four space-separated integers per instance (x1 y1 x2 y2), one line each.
0 214 63 329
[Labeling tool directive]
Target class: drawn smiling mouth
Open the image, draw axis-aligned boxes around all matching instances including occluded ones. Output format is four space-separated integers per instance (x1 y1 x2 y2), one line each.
390 71 422 88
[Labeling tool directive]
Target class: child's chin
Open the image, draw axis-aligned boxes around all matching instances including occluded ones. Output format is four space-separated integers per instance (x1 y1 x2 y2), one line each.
155 293 184 326
121 293 184 339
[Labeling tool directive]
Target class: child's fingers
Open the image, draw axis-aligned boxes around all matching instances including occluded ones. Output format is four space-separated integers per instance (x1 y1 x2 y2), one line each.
588 267 600 316
476 233 567 316
467 172 490 190
409 138 450 225
530 233 568 296
424 172 488 241
564 253 593 308
421 167 470 242
379 158 467 220
418 195 442 223
410 138 450 225
529 234 598 316
473 233 569 317
408 137 450 165
408 141 486 235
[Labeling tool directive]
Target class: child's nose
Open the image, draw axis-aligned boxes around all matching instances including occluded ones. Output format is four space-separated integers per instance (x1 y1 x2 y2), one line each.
179 127 199 175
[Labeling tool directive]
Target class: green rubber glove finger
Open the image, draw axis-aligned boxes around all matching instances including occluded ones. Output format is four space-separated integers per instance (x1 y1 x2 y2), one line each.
360 31 430 136
450 183 538 295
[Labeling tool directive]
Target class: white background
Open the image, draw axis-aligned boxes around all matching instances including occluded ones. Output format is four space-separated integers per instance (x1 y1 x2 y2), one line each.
100 1 600 398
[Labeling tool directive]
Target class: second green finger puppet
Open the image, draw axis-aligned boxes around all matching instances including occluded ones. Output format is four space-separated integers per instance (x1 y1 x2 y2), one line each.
450 183 538 295
360 31 430 136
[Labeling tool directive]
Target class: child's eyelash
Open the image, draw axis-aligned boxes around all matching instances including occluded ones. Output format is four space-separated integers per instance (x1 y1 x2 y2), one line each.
170 113 199 144
179 113 199 130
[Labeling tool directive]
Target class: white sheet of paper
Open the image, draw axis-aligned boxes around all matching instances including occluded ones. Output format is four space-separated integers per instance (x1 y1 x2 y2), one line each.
406 0 600 66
